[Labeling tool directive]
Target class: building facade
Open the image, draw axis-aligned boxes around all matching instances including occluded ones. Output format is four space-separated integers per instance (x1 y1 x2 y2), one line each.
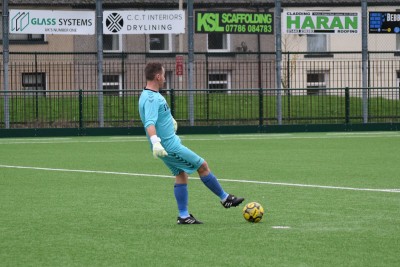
1 0 399 96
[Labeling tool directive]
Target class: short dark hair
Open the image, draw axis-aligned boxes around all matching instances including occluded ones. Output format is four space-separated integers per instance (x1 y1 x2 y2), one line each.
145 62 163 81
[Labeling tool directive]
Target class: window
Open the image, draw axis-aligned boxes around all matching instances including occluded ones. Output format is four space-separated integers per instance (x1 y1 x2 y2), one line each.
207 33 230 52
307 34 327 52
22 73 46 96
149 34 172 52
103 75 121 96
397 71 400 88
0 17 44 43
307 72 327 95
103 34 121 52
208 72 231 93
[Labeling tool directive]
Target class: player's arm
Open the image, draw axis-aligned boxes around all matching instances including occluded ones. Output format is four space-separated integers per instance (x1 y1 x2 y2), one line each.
146 125 168 158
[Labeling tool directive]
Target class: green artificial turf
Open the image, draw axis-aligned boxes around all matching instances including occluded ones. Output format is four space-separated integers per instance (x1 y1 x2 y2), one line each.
1 132 399 266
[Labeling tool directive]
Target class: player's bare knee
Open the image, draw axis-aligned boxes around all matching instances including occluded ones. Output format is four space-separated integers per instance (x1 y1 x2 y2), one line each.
197 161 210 176
176 172 188 184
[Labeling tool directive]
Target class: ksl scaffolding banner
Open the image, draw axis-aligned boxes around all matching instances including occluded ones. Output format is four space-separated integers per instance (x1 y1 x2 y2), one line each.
9 10 95 35
195 11 274 34
103 10 185 34
283 11 361 34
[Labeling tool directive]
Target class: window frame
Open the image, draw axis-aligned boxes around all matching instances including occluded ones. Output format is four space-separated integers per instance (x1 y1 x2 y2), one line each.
103 34 122 53
307 34 328 53
306 71 328 95
102 74 122 96
21 72 46 96
149 34 173 53
208 71 231 93
207 33 230 52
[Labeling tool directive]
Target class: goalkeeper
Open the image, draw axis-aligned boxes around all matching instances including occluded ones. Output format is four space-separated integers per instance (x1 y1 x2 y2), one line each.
139 62 244 224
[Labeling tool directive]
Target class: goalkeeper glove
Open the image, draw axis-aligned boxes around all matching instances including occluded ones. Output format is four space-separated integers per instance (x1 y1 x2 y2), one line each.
150 135 168 158
172 117 178 133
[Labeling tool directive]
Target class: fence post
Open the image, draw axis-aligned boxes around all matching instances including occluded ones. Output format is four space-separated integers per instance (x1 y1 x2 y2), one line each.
187 0 195 126
96 0 104 127
345 87 350 124
287 52 291 122
79 89 84 130
259 88 264 127
275 0 283 125
35 52 39 122
2 0 10 129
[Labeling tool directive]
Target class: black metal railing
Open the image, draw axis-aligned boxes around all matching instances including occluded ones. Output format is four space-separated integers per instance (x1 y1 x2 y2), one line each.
1 87 399 129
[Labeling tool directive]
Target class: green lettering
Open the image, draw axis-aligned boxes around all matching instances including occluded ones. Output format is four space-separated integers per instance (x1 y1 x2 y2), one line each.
196 13 223 32
330 17 343 29
221 13 231 24
196 13 210 32
316 16 329 29
286 16 300 29
263 14 272 24
344 16 358 29
301 16 315 29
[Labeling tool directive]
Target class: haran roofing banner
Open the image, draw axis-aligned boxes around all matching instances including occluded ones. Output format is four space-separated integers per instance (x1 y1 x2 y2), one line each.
9 10 95 35
195 11 274 34
103 10 185 34
283 11 361 34
369 12 400 34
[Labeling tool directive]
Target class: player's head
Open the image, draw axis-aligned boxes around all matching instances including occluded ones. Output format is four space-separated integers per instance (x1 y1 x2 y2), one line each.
145 62 163 80
145 62 165 88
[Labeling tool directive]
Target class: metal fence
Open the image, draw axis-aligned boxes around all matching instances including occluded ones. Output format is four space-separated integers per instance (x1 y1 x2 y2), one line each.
1 87 399 129
1 51 400 130
3 51 399 91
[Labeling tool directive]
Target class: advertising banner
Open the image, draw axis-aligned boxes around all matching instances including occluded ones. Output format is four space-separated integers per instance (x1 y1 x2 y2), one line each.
283 11 361 34
369 12 400 33
195 11 273 34
103 10 185 34
10 10 95 35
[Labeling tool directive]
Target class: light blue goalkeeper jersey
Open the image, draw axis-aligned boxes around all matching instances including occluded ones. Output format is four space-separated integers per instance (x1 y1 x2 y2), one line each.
139 89 177 147
139 88 204 176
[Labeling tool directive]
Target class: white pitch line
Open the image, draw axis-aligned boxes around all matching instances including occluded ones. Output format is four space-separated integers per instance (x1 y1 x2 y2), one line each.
0 139 148 145
0 132 399 145
0 137 72 141
0 164 399 194
217 178 400 193
272 226 291 229
0 164 172 179
326 132 396 136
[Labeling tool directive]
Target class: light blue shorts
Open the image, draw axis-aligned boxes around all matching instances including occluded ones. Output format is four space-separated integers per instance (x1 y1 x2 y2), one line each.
160 143 204 176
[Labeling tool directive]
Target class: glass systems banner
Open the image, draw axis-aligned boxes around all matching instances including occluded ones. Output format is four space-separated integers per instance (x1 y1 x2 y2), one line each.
103 10 185 34
283 11 361 34
195 11 273 34
9 10 95 35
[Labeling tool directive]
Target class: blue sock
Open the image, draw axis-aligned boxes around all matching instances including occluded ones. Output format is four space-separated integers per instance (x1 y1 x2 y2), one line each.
200 172 229 200
174 184 190 218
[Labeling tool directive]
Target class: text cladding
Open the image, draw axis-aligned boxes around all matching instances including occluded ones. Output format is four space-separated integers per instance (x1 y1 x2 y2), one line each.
282 11 361 34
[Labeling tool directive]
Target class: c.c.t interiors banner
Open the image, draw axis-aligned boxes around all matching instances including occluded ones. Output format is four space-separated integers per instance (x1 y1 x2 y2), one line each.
283 11 361 34
103 10 185 34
